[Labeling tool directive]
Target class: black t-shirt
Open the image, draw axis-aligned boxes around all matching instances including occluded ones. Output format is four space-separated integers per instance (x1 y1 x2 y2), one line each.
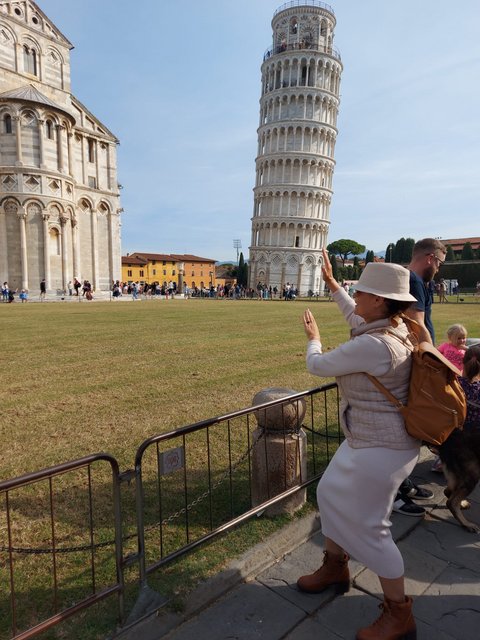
409 271 434 342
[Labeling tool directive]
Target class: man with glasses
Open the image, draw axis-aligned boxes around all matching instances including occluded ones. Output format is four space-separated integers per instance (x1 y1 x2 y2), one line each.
393 238 447 516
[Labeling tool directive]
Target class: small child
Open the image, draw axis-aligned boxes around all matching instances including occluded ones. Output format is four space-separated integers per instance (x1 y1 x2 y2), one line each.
438 324 468 372
459 345 480 431
431 324 468 472
19 289 28 303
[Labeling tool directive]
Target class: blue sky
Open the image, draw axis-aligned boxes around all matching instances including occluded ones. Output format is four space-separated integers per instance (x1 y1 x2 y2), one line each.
38 0 480 261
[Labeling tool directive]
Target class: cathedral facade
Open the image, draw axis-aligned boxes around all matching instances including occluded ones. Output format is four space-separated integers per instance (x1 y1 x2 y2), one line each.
248 1 342 295
0 0 122 294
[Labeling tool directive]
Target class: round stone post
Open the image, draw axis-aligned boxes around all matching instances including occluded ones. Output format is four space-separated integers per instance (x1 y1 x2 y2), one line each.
251 388 307 517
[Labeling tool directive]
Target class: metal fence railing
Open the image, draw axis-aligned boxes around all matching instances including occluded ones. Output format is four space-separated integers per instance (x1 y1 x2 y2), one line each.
0 454 125 640
0 383 341 639
134 383 341 586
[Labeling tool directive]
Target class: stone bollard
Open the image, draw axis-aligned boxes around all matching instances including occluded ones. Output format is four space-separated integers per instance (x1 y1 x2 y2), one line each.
251 388 307 517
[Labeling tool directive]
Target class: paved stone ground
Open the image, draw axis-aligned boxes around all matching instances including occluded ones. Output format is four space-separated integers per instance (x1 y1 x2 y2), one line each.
115 450 480 640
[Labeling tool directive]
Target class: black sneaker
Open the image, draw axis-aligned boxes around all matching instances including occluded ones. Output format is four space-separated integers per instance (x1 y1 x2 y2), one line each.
392 496 426 517
402 479 434 501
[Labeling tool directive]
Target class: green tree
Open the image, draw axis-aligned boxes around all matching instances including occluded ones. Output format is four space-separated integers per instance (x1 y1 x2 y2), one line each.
385 243 394 263
329 252 339 281
403 238 415 264
445 245 456 262
393 238 406 264
461 242 475 260
327 239 366 266
237 252 248 286
365 250 374 264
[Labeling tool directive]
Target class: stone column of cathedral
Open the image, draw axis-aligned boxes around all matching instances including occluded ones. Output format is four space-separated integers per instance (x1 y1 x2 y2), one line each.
91 210 99 291
42 212 51 289
18 209 28 290
0 209 7 281
37 119 46 168
60 217 69 290
14 116 22 165
67 132 73 176
72 216 80 282
249 1 342 296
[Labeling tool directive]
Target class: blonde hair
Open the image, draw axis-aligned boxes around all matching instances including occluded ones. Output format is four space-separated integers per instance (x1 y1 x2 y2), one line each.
446 324 467 341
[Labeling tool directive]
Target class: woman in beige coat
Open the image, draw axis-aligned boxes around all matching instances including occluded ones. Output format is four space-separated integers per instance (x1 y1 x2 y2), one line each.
298 249 419 640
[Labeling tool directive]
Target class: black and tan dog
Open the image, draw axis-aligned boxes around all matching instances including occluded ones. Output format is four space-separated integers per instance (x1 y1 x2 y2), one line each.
438 429 480 533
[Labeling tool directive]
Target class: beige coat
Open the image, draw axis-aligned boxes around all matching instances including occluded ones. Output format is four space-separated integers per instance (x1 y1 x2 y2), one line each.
306 289 420 450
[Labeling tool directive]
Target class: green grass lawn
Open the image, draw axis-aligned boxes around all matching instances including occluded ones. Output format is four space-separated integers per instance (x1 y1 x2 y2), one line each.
1 297 479 639
0 297 351 478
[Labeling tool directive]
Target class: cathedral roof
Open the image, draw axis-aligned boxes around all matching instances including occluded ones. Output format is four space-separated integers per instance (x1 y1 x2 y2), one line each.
0 0 73 48
0 84 75 121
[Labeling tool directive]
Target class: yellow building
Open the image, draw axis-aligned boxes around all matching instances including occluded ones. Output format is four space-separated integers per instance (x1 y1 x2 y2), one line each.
121 253 216 289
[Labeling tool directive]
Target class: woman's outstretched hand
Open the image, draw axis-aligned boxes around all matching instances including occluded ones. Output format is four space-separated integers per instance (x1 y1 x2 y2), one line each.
303 308 320 341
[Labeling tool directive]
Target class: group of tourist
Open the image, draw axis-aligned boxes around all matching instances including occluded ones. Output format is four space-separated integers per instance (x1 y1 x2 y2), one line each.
2 281 28 303
299 238 480 640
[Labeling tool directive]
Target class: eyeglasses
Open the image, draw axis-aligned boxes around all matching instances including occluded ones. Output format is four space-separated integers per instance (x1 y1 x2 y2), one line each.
426 253 445 266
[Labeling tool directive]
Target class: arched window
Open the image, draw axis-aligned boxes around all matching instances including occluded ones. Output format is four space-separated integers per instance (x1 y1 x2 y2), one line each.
4 114 12 134
23 45 38 76
45 119 54 139
290 17 298 35
49 227 61 255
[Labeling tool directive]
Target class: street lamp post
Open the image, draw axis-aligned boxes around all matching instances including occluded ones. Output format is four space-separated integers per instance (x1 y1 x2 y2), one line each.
233 239 241 265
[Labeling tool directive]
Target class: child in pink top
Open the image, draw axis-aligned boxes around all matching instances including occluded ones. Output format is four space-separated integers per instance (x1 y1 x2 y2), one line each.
431 324 467 472
437 324 467 372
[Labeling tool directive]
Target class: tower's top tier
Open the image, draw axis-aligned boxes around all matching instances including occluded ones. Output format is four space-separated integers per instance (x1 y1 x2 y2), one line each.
266 1 340 62
273 1 335 18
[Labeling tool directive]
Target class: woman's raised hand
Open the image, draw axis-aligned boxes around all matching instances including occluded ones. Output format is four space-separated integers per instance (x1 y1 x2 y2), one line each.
321 248 339 292
303 308 320 341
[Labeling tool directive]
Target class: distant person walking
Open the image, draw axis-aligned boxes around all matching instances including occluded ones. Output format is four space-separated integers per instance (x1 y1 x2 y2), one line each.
40 279 46 301
438 278 448 303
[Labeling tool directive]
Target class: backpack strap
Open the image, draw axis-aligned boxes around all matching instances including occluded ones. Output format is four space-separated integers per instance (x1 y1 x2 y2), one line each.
362 322 413 411
365 373 406 411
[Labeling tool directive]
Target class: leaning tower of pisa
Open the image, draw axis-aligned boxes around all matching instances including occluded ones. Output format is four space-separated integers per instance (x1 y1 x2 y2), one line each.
248 1 342 295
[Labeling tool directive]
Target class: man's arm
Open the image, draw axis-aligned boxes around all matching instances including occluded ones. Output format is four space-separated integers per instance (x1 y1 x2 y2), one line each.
404 307 433 344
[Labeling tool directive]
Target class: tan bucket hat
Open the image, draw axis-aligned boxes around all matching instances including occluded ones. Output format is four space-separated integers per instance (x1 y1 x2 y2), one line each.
354 262 417 302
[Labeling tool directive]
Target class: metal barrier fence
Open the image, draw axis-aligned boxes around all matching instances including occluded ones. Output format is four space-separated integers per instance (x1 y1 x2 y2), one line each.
0 383 341 639
0 454 125 640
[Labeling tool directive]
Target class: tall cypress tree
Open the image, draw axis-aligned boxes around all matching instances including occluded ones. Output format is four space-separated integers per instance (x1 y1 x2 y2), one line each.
393 238 406 264
237 252 248 285
329 253 339 281
385 243 394 263
446 245 456 261
461 242 474 260
403 238 415 264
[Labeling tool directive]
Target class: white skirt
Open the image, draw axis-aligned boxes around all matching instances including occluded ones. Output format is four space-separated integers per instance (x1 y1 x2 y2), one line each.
317 440 420 579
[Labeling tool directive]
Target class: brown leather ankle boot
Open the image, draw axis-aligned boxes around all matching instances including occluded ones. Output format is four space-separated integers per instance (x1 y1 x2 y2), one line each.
356 596 416 640
296 550 350 594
